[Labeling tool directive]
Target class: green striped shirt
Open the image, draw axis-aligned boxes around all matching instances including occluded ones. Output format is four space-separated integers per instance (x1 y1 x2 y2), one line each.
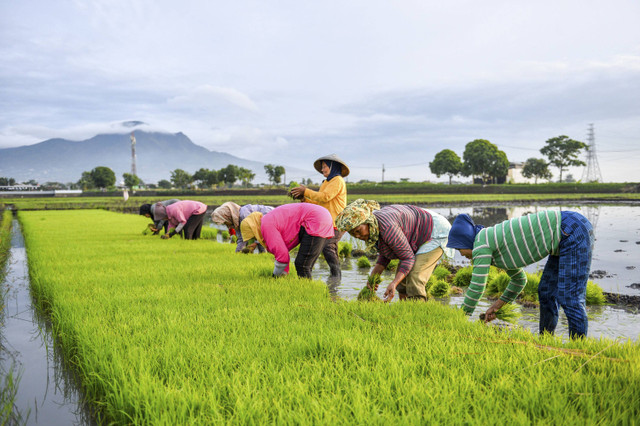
462 210 562 314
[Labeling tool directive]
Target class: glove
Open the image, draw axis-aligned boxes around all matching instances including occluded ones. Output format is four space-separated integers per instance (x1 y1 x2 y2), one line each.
273 261 287 277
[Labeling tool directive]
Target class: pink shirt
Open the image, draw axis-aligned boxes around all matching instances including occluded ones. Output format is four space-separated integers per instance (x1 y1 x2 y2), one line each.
261 203 335 266
166 200 208 231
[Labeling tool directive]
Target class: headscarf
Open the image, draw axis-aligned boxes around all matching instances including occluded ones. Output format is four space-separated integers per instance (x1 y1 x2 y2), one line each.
151 202 168 221
211 202 241 228
335 199 381 254
323 160 343 181
139 204 152 216
446 214 485 250
240 212 264 247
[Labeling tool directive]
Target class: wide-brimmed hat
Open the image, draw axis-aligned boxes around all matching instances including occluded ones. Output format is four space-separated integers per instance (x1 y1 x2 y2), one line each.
313 154 350 177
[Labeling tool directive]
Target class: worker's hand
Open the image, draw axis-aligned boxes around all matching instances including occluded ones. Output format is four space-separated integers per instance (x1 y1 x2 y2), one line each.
383 281 397 302
161 234 170 239
289 186 306 199
483 307 498 322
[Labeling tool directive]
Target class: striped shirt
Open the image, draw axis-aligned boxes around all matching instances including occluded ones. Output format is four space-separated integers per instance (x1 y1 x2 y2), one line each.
462 210 562 314
373 205 433 276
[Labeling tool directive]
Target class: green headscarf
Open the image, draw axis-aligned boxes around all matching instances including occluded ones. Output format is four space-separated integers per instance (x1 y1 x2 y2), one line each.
335 199 381 255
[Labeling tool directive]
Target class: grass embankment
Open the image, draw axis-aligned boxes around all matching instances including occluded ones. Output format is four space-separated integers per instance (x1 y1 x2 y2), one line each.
20 210 640 424
4 191 640 212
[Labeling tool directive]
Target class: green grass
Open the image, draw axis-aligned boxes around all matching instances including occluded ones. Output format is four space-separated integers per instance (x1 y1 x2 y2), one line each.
17 210 640 424
356 256 371 268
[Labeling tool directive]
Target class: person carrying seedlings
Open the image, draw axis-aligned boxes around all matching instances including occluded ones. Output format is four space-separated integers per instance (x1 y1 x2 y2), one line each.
289 154 349 280
335 199 452 302
240 203 335 278
211 202 274 253
157 200 208 240
139 199 180 235
446 210 594 339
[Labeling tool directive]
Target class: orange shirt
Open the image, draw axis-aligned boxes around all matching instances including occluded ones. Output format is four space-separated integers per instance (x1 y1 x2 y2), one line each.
302 176 347 223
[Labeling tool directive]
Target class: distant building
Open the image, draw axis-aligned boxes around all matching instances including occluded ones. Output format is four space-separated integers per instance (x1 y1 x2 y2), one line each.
507 162 536 184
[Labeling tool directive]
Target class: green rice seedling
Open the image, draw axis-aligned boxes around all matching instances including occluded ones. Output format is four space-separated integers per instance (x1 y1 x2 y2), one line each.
221 230 230 240
338 241 353 258
452 266 473 287
231 235 238 243
357 274 382 302
386 259 399 271
486 271 510 298
356 256 371 268
429 279 451 298
520 272 541 304
200 227 218 240
432 265 451 281
480 303 522 324
586 280 606 305
287 181 300 199
14 209 640 424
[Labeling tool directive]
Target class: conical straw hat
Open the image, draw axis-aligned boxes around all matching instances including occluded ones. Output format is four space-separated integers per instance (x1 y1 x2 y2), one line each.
313 154 350 177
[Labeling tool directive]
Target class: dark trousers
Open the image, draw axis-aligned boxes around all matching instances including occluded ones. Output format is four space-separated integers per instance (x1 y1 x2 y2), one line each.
295 227 327 278
322 229 344 278
182 213 206 240
538 211 594 339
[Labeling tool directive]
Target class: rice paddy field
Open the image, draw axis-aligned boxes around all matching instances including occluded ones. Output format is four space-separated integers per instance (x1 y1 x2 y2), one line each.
15 209 640 424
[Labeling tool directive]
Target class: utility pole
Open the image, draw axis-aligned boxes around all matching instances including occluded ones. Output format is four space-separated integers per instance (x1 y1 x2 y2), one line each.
130 132 137 177
581 123 602 182
382 164 385 183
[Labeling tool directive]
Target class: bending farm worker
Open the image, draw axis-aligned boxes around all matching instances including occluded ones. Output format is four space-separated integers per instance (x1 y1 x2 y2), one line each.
139 199 180 235
160 200 208 240
289 154 349 279
447 210 594 339
240 203 335 278
211 202 274 252
336 199 452 302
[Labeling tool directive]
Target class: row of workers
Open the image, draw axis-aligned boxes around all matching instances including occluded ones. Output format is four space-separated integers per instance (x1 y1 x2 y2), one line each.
139 154 594 339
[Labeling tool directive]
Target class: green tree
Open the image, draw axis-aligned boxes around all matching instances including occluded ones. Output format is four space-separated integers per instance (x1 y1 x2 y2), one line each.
264 164 285 185
123 173 141 189
429 149 462 185
193 168 219 189
237 167 255 187
0 177 16 186
157 179 172 189
540 135 587 183
219 164 240 186
462 139 508 184
90 166 116 189
521 158 552 184
170 169 192 189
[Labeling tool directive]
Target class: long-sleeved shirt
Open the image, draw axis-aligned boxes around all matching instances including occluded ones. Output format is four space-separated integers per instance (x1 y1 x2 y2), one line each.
166 200 208 233
151 199 180 229
261 203 335 269
235 204 274 252
462 210 562 314
302 176 347 222
373 205 433 277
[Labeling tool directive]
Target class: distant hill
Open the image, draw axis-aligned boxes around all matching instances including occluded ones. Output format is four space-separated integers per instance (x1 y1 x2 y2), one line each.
0 131 304 185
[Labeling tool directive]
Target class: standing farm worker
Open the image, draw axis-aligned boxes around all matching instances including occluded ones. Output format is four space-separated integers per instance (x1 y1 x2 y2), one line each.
289 154 349 279
335 199 452 302
211 202 274 253
158 200 208 240
447 210 594 339
139 199 180 235
240 203 335 278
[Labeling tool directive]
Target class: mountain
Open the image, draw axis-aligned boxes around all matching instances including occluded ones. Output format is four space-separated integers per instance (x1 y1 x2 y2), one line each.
0 131 302 185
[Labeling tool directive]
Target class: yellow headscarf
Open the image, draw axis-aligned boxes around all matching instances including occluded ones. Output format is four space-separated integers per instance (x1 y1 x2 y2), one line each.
240 212 264 246
211 202 241 228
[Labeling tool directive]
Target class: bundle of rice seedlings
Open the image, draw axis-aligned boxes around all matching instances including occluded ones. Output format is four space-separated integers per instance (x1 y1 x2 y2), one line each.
480 303 521 324
231 235 238 243
386 259 399 271
287 181 301 199
520 272 541 304
221 230 230 240
357 274 382 301
586 280 606 305
432 265 451 281
338 241 353 258
200 228 218 240
452 266 473 287
356 256 371 268
429 279 451 298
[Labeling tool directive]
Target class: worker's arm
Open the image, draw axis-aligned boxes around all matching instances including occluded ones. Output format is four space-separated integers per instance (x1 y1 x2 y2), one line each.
303 178 345 204
461 246 492 315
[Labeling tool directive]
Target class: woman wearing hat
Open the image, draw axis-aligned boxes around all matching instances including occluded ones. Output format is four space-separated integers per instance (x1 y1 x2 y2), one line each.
447 210 594 339
240 203 335 278
156 200 208 240
289 154 349 279
335 199 452 302
211 202 274 252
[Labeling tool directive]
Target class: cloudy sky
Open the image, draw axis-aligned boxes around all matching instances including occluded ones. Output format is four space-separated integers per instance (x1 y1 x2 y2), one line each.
1 0 639 183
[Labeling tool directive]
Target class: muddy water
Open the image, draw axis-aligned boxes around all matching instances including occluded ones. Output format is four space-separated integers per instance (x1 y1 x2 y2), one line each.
0 220 93 425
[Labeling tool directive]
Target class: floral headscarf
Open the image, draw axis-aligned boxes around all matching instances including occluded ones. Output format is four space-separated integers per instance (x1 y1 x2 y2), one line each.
335 199 381 254
211 202 241 228
240 212 264 247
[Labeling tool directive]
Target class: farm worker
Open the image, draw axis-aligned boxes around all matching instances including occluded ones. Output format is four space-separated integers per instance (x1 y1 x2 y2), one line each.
289 154 349 279
447 210 594 339
335 199 453 302
139 199 180 235
211 202 274 253
159 200 208 240
240 203 335 278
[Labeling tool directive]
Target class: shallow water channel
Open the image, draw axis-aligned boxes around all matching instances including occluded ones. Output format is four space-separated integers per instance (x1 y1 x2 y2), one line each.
0 220 93 425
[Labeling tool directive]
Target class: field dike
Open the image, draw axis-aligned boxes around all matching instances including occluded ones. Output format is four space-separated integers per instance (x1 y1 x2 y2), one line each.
19 210 640 424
